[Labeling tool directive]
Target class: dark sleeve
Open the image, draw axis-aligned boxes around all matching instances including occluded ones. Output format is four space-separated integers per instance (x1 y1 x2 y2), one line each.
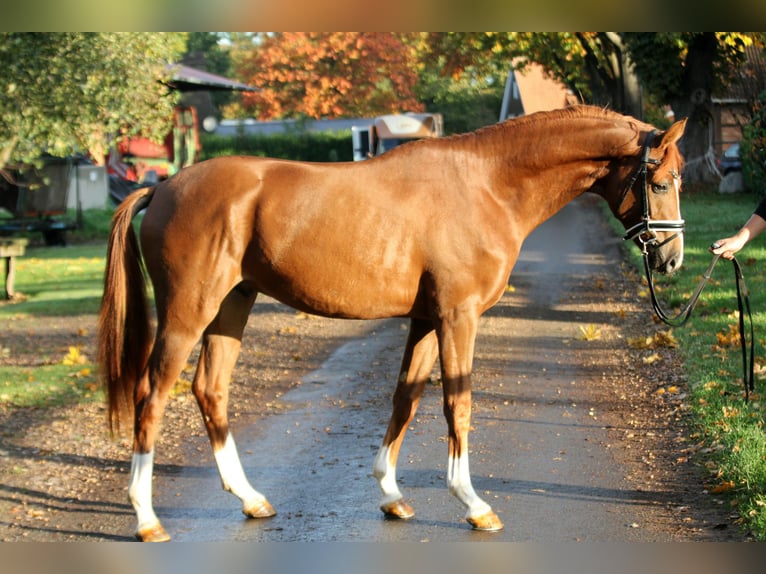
756 196 766 220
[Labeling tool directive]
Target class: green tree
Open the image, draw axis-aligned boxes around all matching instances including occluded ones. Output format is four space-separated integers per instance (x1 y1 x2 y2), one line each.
0 32 186 173
741 91 766 195
183 32 231 77
425 32 765 182
623 32 764 181
421 33 643 116
181 32 236 121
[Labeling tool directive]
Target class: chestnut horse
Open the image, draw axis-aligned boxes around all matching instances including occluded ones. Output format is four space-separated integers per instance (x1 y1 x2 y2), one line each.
98 106 687 541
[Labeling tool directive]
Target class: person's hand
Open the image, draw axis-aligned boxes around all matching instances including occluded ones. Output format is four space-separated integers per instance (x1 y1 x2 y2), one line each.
710 236 747 260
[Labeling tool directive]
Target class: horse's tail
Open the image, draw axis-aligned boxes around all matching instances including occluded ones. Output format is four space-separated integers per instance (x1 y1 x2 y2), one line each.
97 186 155 436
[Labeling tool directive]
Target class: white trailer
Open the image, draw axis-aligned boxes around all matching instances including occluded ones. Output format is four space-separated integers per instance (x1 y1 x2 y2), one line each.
352 113 443 161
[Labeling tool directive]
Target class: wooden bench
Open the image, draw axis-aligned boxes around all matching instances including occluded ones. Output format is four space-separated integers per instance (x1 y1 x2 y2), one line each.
0 238 28 300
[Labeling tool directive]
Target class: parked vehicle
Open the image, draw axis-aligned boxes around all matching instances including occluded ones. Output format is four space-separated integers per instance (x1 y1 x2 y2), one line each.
0 156 85 245
717 142 742 175
352 113 443 161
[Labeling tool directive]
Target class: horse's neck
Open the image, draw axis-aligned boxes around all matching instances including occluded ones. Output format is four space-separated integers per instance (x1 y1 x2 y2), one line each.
480 121 630 236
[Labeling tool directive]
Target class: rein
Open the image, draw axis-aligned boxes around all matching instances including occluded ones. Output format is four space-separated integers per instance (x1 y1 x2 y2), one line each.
642 250 755 402
624 131 755 400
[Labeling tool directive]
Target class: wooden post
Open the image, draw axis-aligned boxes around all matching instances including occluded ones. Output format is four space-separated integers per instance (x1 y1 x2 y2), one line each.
0 238 28 300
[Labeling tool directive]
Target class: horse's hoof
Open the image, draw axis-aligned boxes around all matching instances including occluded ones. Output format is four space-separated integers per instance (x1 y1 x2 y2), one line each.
467 510 504 531
244 498 276 519
135 522 171 542
380 499 415 520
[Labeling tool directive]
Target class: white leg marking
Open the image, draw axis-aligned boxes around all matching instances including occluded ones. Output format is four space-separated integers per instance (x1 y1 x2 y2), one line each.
447 453 492 518
213 433 267 508
128 451 161 533
373 444 403 506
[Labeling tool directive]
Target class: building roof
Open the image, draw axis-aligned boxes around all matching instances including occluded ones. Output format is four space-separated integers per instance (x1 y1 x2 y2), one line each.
500 60 578 121
514 62 577 115
165 64 257 92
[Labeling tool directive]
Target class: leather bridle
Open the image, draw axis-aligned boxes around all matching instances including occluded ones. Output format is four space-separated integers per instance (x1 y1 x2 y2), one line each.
620 129 685 254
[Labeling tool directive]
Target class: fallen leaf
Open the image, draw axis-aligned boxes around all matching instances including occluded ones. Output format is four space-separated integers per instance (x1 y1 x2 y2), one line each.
643 353 662 365
62 346 87 365
578 324 601 341
710 480 736 494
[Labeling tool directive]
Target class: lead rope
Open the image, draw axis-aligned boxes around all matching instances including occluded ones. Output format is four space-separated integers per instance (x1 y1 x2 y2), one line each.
643 251 755 401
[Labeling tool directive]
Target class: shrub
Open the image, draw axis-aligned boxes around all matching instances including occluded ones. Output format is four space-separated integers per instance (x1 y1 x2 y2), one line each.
741 90 766 195
199 131 354 163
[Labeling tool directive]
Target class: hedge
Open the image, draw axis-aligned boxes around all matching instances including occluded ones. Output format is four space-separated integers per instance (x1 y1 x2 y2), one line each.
200 131 354 163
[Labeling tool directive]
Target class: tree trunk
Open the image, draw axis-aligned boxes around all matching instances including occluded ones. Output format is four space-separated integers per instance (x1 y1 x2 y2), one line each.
620 54 643 119
603 32 643 119
674 33 719 184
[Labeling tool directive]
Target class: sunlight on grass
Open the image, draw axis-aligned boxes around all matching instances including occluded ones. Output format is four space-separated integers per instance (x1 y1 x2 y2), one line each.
1 245 106 318
0 363 101 408
603 188 766 539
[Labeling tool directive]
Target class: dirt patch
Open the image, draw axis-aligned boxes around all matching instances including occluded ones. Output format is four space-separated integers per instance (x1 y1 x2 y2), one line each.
0 260 747 542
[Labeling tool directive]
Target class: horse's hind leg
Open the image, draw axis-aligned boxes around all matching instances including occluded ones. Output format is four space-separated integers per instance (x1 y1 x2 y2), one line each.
373 318 438 520
192 287 276 520
130 329 201 542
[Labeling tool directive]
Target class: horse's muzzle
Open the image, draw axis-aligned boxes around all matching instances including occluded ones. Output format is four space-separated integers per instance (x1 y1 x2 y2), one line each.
648 237 684 275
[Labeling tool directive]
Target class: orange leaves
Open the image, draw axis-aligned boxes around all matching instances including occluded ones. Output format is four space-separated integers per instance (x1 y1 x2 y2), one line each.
715 323 741 348
709 480 737 494
627 329 678 350
239 33 424 120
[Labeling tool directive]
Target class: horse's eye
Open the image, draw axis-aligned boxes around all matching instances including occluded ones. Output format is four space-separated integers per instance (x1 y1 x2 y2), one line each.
651 182 670 194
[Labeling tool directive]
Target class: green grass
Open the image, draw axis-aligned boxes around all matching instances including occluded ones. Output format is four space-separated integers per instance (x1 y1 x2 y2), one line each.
1 235 108 409
681 201 766 540
620 189 766 539
2 243 106 317
0 363 100 407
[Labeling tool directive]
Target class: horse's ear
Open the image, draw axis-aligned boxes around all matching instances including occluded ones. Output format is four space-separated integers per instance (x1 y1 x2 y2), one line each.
658 118 688 148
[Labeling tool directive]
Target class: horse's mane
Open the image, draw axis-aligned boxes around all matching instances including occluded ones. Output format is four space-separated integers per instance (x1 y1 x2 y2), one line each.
384 105 634 155
464 105 631 140
376 105 653 164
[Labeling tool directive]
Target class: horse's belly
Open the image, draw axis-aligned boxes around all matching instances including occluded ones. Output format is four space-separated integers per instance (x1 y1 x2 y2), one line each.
251 257 420 320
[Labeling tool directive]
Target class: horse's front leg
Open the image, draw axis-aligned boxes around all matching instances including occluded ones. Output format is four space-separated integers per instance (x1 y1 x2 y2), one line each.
373 318 438 520
193 289 276 521
439 311 503 531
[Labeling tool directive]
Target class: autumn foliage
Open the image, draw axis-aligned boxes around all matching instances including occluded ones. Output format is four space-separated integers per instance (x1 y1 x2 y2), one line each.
236 33 424 119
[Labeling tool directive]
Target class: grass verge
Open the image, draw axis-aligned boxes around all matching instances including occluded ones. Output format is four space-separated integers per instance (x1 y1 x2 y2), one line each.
617 188 766 539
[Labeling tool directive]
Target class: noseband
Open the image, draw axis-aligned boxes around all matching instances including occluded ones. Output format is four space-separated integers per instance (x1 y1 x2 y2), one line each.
620 130 685 254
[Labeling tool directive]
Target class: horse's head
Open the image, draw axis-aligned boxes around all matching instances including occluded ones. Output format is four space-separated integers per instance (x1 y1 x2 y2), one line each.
614 119 687 275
